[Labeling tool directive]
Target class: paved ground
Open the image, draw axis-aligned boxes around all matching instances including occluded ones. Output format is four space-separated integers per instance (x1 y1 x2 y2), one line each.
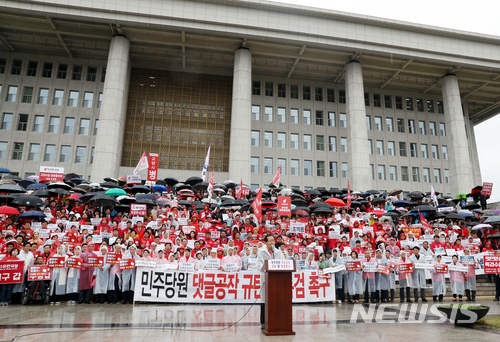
0 298 499 342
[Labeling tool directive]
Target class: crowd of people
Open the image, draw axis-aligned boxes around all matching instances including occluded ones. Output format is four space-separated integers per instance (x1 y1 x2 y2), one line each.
0 177 499 306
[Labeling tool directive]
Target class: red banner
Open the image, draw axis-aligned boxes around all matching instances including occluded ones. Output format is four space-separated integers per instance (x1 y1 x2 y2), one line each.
147 153 159 182
47 256 66 268
481 182 493 196
66 257 83 269
119 259 136 270
27 265 51 281
401 227 422 239
0 260 24 284
277 196 291 216
435 264 449 274
377 264 390 276
39 166 64 182
345 260 362 271
106 253 122 264
251 189 263 223
484 255 500 274
398 263 415 274
87 256 105 267
130 204 147 216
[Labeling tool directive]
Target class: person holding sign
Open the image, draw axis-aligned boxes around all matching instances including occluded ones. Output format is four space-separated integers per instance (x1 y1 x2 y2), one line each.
431 255 446 302
330 249 345 303
49 245 68 305
450 255 466 302
361 250 376 303
346 251 363 304
374 249 390 303
409 246 428 302
66 246 81 304
397 251 413 303
463 249 479 302
121 245 139 304
385 250 396 302
107 244 123 304
222 247 241 271
78 243 97 304
93 245 111 304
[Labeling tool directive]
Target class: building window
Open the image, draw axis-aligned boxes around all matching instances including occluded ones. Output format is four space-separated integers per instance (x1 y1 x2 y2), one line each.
411 167 420 182
410 143 418 158
389 166 397 181
418 121 426 135
339 113 347 128
42 62 53 78
327 88 335 102
27 61 38 76
60 145 71 162
72 65 83 80
339 90 346 103
401 166 409 181
37 88 49 105
370 164 375 180
340 137 347 153
264 107 273 122
388 141 395 156
251 106 260 121
0 142 7 159
94 119 99 135
17 114 29 131
416 98 424 112
421 144 428 158
11 60 22 75
406 97 414 111
368 139 373 154
265 82 273 97
97 93 103 108
378 165 386 180
303 110 311 125
90 147 95 164
434 169 442 183
329 162 338 178
342 163 348 178
22 87 33 103
315 111 323 125
431 145 439 159
427 100 435 113
303 86 311 100
53 90 64 106
6 86 18 102
68 91 79 107
329 136 337 152
48 116 59 133
288 108 298 124
12 142 23 160
277 83 286 98
328 112 336 127
44 144 55 162
83 92 94 108
277 107 286 123
442 145 448 160
277 158 286 175
317 161 325 176
251 157 260 174
33 115 44 132
439 123 446 136
374 116 382 131
0 58 6 73
397 118 405 133
386 118 393 132
75 146 86 163
423 168 430 183
79 118 90 135
373 94 381 107
264 131 273 147
277 133 286 148
1 113 13 130
291 159 299 176
364 92 370 106
57 64 68 79
290 85 299 99
366 115 371 130
437 101 444 114
304 160 312 176
87 67 97 81
376 140 384 155
252 81 260 95
444 169 450 184
395 96 403 110
251 131 260 146
429 122 437 136
303 134 312 150
384 95 392 108
64 117 75 134
408 119 415 134
28 143 40 161
315 87 323 101
316 135 324 150
399 142 407 157
290 134 299 149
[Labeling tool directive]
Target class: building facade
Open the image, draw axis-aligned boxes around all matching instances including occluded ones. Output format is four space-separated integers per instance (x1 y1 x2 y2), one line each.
0 0 498 197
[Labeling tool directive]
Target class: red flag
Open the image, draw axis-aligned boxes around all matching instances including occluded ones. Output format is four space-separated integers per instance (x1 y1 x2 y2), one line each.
251 188 263 223
346 180 351 211
207 171 214 195
133 151 149 175
404 218 408 227
272 165 282 188
419 212 432 231
236 179 243 200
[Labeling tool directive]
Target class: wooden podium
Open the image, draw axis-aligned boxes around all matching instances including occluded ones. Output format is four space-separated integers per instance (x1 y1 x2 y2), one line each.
263 259 296 336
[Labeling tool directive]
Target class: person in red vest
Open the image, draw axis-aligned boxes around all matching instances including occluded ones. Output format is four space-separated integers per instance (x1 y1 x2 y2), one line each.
430 235 444 252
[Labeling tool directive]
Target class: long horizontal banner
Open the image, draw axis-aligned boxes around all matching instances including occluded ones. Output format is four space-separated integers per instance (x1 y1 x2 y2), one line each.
134 269 335 304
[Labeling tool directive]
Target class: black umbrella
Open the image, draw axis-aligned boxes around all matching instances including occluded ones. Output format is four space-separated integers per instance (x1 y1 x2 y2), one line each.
88 195 117 207
367 190 380 194
293 206 309 211
0 184 27 193
64 173 80 182
129 185 150 194
3 175 23 182
185 176 203 185
379 192 389 197
305 189 321 196
0 194 16 204
358 200 369 205
114 204 131 213
292 199 308 207
136 194 158 201
309 202 334 210
427 212 446 220
194 182 209 191
12 195 45 207
118 197 136 205
219 199 237 207
234 199 250 205
173 183 191 191
410 205 437 213
18 180 35 189
51 188 70 197
31 189 54 197
445 212 463 220
291 188 304 196
71 187 87 194
164 177 179 186
47 182 72 190
290 193 305 200
426 191 440 197
383 211 402 218
329 188 343 195
178 199 195 207
350 201 363 208
100 181 120 189
408 191 424 200
213 183 227 190
155 180 167 186
136 198 156 207
371 197 386 205
467 221 481 227
80 192 104 203
465 203 481 210
314 207 333 214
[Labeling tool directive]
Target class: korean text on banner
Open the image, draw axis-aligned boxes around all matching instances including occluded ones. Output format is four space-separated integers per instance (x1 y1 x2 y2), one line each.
87 256 105 267
0 260 24 284
277 196 291 216
147 153 159 182
66 257 83 269
345 261 362 271
398 263 415 274
47 256 66 268
130 204 147 216
39 166 64 182
27 265 51 281
481 182 493 196
120 259 136 270
484 255 500 274
127 174 142 184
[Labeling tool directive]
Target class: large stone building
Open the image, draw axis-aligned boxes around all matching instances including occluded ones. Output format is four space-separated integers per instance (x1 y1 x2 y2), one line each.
1 0 499 197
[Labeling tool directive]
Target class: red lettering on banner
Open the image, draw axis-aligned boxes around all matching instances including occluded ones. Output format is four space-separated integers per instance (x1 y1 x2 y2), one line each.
241 274 260 299
278 196 291 216
484 255 500 274
147 153 159 182
293 272 306 299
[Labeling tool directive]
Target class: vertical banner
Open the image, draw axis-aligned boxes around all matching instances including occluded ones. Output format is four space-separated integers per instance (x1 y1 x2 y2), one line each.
481 182 493 196
277 196 291 216
147 153 159 182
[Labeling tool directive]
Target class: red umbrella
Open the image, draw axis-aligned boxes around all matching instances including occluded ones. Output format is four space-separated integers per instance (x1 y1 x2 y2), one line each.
372 209 386 218
325 198 346 207
292 209 309 217
0 206 20 215
64 193 81 201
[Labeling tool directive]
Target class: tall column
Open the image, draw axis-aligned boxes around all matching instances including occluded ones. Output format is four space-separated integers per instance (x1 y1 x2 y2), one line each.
442 74 474 195
468 119 482 186
228 48 252 183
91 36 130 182
345 61 371 191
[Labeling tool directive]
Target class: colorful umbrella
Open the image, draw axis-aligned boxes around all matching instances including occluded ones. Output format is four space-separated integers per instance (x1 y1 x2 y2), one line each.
105 188 127 197
0 206 20 215
325 198 346 207
64 193 82 201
